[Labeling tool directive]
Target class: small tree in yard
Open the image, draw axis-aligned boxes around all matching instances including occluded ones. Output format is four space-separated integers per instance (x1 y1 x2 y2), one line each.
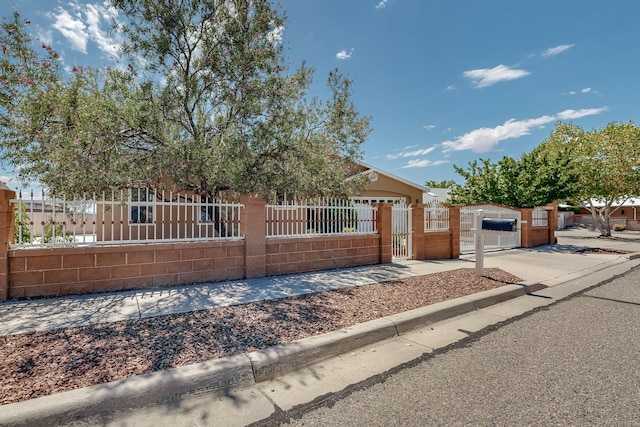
540 121 640 237
0 1 371 200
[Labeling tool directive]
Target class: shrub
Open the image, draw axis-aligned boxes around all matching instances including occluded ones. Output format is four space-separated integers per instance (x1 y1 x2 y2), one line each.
13 203 32 244
612 223 626 231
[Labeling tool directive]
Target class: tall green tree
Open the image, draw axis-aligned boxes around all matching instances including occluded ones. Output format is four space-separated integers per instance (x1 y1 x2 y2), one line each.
449 136 579 208
539 121 640 236
424 179 457 189
0 1 371 199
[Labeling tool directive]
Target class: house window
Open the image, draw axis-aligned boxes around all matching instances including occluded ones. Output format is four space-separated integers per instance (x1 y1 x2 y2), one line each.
130 187 155 224
621 209 625 215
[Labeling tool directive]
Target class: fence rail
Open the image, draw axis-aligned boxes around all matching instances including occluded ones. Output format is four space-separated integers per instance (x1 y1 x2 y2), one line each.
11 189 243 248
265 198 377 238
532 207 549 227
424 201 450 232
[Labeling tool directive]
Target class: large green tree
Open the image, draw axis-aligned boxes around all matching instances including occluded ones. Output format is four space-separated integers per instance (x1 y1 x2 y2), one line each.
448 147 578 208
0 1 371 199
449 120 640 236
539 121 640 236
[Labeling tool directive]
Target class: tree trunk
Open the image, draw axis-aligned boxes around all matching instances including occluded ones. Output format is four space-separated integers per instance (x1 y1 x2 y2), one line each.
602 205 612 237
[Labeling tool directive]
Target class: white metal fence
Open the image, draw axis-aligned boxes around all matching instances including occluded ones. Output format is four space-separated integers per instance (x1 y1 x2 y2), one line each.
424 201 450 232
392 203 412 261
11 189 243 248
265 198 377 238
532 207 549 227
460 205 521 254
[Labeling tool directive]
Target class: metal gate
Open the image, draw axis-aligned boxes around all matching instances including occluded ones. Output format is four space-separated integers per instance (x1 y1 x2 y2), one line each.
392 203 412 260
460 205 521 254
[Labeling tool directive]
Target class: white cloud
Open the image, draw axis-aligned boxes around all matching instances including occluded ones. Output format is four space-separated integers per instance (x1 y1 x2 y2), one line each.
463 64 530 88
84 3 120 56
52 7 88 53
267 24 284 45
423 125 436 130
36 28 53 46
445 85 456 91
336 48 354 60
555 107 607 120
568 88 598 96
387 146 436 160
542 44 575 57
401 159 449 168
375 0 390 9
50 2 121 57
442 107 606 153
442 116 554 153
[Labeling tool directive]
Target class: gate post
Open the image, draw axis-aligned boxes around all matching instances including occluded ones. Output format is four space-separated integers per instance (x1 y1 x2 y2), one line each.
448 205 461 258
0 181 16 302
411 204 425 260
519 208 533 248
548 203 558 244
375 203 393 264
240 195 266 279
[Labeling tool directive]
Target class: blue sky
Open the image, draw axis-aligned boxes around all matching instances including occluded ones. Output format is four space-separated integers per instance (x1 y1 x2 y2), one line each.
2 0 639 190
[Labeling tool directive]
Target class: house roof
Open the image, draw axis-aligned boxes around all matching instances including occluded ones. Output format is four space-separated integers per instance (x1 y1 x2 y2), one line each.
352 161 427 193
423 188 451 202
584 198 640 207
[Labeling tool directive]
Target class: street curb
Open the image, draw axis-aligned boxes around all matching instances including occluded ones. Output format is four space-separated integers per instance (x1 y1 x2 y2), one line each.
1 257 636 426
0 284 529 426
0 353 255 427
248 317 398 382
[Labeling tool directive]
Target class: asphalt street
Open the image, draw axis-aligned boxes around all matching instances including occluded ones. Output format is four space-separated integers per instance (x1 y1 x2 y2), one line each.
268 266 640 426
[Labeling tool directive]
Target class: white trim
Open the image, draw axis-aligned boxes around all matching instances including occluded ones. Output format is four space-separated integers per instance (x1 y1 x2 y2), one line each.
355 161 428 193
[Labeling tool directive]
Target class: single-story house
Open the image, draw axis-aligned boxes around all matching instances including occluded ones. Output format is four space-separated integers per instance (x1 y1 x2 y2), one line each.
348 162 429 205
574 198 640 230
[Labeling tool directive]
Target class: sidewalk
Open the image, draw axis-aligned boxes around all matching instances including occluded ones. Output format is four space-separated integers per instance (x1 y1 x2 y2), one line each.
2 228 639 336
2 228 640 426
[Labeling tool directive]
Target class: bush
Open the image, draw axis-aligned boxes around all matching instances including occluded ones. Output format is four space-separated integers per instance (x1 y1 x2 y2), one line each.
13 203 32 244
612 223 626 231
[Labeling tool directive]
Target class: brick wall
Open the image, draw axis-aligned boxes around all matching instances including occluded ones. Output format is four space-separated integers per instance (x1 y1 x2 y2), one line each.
266 234 380 276
0 183 15 301
1 187 562 302
519 206 556 248
7 241 245 299
0 189 396 301
412 204 460 260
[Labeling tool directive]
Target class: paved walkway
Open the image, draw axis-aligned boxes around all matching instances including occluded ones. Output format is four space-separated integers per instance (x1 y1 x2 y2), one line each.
2 227 640 336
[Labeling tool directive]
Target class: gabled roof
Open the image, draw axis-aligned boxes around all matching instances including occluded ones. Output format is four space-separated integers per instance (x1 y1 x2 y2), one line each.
423 188 451 202
585 198 640 207
352 161 427 193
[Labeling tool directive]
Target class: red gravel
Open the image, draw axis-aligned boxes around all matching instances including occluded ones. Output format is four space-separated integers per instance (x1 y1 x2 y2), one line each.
0 267 521 406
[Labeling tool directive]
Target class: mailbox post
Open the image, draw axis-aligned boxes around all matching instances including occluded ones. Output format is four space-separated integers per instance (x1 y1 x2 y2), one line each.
474 210 518 277
474 210 485 277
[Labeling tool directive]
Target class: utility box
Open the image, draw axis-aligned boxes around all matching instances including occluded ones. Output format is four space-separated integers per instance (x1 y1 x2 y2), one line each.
481 218 517 232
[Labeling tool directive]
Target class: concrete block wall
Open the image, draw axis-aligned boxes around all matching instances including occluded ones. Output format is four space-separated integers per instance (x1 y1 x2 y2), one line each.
412 204 461 260
519 206 556 248
7 241 245 299
0 189 398 301
0 183 16 301
2 185 560 302
266 234 380 276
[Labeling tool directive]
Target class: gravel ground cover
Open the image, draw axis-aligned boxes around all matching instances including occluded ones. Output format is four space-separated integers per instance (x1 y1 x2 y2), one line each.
0 267 521 405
